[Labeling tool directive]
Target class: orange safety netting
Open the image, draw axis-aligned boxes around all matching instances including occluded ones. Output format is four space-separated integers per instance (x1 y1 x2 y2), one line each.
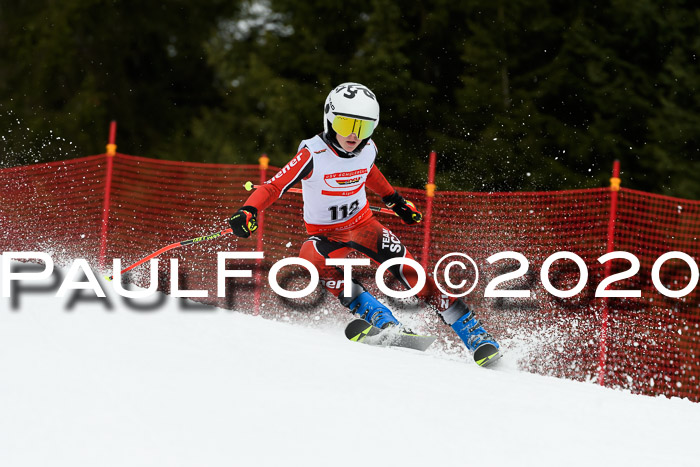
1 153 698 400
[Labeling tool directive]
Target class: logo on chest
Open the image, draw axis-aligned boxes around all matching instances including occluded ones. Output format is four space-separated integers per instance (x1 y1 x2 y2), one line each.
323 169 368 189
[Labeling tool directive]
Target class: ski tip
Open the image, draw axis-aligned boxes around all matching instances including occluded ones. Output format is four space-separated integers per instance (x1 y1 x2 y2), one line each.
474 344 501 367
344 319 373 341
104 275 113 282
244 181 254 191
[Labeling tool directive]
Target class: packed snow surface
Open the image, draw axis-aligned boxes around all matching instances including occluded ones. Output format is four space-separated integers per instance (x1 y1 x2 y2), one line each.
1 269 699 467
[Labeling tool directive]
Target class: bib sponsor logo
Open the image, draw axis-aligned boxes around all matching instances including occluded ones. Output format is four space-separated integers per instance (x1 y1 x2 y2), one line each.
336 177 361 186
323 168 368 189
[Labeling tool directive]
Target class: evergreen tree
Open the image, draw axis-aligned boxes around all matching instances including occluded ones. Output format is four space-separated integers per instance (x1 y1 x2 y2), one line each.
1 0 698 198
0 0 238 165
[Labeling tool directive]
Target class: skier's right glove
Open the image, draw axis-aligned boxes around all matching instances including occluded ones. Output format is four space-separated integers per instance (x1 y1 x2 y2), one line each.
228 206 258 238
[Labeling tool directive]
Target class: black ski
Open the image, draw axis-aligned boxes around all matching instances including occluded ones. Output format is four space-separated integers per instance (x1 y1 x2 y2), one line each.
344 318 437 352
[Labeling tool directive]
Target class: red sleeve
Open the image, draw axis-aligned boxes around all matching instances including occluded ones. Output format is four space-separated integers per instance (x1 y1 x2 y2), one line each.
244 147 313 212
365 165 395 199
244 184 280 212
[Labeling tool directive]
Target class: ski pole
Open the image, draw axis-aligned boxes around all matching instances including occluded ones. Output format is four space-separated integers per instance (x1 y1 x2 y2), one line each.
243 181 396 215
105 228 233 281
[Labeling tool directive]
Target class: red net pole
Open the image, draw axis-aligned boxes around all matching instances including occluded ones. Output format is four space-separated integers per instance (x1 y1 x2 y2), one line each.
597 159 621 386
98 121 117 271
253 154 269 315
421 151 437 271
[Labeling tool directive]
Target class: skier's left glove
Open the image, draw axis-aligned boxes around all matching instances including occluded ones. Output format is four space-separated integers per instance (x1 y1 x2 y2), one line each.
383 191 422 225
228 206 258 238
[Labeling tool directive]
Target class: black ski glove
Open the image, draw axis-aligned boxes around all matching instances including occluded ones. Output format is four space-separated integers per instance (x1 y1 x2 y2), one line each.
382 191 423 225
228 206 259 238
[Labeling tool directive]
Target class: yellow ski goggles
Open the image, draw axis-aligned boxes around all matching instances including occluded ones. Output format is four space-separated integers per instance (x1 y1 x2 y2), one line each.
331 115 376 139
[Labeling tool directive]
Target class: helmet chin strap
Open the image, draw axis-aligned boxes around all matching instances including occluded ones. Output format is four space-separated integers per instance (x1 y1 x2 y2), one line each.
323 126 369 158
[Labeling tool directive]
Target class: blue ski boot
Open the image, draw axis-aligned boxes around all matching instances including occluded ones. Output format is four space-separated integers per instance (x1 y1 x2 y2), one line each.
442 299 500 366
347 291 401 329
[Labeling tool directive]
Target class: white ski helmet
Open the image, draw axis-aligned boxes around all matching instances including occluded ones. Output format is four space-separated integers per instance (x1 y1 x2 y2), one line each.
323 82 380 140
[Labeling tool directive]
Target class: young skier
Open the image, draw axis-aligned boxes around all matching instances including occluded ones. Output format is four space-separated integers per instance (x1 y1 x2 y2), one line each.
228 82 500 366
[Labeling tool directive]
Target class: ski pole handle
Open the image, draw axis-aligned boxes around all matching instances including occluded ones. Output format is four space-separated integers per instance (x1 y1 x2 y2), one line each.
106 228 233 281
244 180 302 194
243 181 396 216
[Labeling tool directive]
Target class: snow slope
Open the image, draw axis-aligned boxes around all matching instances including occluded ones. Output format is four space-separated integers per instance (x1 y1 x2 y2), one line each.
1 270 699 467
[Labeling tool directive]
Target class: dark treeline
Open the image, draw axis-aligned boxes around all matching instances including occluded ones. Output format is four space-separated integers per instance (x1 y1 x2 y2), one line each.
1 0 698 198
